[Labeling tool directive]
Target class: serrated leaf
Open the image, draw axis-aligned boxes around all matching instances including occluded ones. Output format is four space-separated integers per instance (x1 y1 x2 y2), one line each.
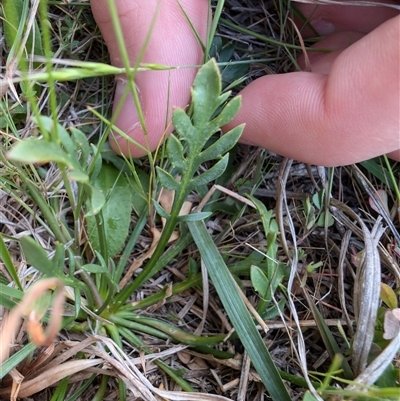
197 125 243 163
19 236 56 276
86 164 132 258
192 59 222 127
166 134 186 170
157 167 181 191
190 154 229 188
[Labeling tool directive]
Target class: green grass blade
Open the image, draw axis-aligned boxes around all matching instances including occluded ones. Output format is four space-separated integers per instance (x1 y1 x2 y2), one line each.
188 220 291 401
0 234 22 290
305 293 354 380
0 343 36 379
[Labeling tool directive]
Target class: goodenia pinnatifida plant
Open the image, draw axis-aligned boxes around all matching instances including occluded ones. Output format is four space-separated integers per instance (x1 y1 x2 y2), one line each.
114 58 244 304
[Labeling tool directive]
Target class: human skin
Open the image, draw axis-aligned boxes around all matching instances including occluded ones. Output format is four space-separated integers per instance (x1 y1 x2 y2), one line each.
90 0 400 166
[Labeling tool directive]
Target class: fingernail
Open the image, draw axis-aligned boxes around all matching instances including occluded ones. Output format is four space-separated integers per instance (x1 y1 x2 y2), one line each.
114 78 141 133
311 18 336 36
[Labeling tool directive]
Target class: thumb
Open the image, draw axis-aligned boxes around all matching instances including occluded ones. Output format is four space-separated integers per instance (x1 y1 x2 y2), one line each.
224 15 400 166
90 0 209 157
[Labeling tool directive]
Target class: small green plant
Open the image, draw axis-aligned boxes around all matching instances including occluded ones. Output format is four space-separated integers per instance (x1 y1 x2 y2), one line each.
2 58 288 399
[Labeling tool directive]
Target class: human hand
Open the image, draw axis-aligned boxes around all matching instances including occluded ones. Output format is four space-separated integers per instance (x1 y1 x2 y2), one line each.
90 0 400 166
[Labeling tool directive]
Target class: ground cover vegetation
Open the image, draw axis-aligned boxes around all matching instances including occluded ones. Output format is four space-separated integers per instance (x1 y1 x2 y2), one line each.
0 0 399 400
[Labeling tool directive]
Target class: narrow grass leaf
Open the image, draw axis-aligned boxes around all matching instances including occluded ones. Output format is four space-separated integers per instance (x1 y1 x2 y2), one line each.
0 282 22 309
0 234 22 290
3 0 43 60
306 294 353 380
82 264 109 274
177 212 212 222
188 220 291 401
360 159 394 191
0 343 36 379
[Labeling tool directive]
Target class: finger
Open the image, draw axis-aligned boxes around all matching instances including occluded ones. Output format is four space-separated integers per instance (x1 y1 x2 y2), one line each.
224 15 400 166
297 31 365 73
387 149 400 162
295 0 399 36
90 0 209 157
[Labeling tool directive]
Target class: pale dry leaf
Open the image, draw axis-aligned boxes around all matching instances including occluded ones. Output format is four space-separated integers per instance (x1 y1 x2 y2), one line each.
369 189 389 215
383 309 400 340
120 189 192 288
119 227 162 288
0 359 103 398
159 187 192 240
177 350 191 364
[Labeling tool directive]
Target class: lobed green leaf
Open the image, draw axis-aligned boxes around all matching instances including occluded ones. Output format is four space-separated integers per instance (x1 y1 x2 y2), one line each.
156 167 181 192
172 108 196 145
166 134 186 170
190 154 229 188
210 96 242 128
197 125 244 164
192 59 222 127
